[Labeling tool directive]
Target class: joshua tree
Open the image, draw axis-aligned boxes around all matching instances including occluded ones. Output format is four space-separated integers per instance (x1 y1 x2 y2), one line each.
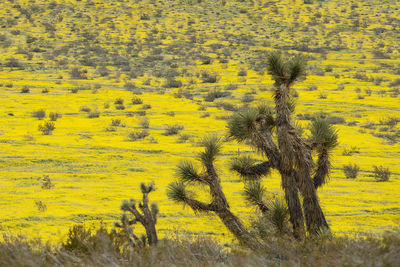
116 183 158 246
167 136 262 250
228 53 338 237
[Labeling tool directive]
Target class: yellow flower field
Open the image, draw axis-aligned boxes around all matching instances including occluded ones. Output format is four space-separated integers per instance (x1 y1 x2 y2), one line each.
0 0 399 243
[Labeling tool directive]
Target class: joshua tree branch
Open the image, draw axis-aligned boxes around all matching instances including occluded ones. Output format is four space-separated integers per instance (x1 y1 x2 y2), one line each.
233 161 272 180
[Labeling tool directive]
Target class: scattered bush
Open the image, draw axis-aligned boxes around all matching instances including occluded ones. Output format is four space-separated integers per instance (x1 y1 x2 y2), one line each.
201 71 218 83
80 106 91 112
32 109 46 120
128 130 149 141
88 111 100 118
373 165 390 182
115 104 125 110
204 90 231 102
139 117 149 128
20 86 30 93
49 112 61 121
38 121 55 135
343 164 360 179
70 68 87 79
164 124 184 135
132 97 143 105
111 119 122 127
141 104 152 110
114 98 124 105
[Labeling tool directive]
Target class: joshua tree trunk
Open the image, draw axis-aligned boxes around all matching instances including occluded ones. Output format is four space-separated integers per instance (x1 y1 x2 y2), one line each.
281 170 305 238
275 81 329 234
216 208 261 250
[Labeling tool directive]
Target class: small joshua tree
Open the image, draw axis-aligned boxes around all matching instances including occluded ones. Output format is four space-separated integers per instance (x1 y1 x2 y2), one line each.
116 183 158 247
167 136 262 250
227 53 338 237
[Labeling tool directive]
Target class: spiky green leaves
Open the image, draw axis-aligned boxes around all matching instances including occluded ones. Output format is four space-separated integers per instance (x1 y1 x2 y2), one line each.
266 197 289 233
167 182 187 203
121 199 136 211
140 182 155 194
199 135 221 166
176 161 201 183
228 104 275 142
310 118 338 150
243 181 266 207
267 53 306 86
230 156 271 180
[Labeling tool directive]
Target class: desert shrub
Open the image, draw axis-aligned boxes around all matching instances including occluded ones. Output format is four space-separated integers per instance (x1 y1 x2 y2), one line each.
342 146 360 156
70 88 79 93
318 91 327 99
165 111 175 117
141 104 152 110
163 78 182 88
41 88 49 93
124 82 136 91
326 116 346 125
38 121 55 135
132 97 143 105
114 98 124 105
115 104 125 110
32 109 46 120
225 84 238 91
177 134 191 143
88 111 100 118
105 126 117 132
111 119 122 127
343 164 359 179
389 79 400 87
70 68 87 79
139 117 149 128
215 101 238 112
164 124 184 135
38 175 54 189
373 165 391 182
237 69 247 76
49 112 61 121
128 130 149 141
5 57 23 69
80 106 91 112
204 90 231 102
379 117 399 127
201 71 218 83
20 86 30 93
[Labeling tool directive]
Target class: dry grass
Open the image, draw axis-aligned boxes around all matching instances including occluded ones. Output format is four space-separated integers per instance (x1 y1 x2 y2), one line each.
0 225 399 267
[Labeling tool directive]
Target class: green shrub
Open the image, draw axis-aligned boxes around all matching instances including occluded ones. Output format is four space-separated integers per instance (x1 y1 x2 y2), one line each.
49 112 61 121
88 111 100 118
38 121 55 135
373 165 390 182
128 130 149 141
343 164 359 179
139 117 149 128
20 86 30 93
132 97 143 105
164 124 184 135
32 109 46 120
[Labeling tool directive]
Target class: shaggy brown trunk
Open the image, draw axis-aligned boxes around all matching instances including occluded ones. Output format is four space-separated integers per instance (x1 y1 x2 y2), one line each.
275 83 328 235
216 208 262 250
281 170 305 238
139 192 158 245
295 171 329 233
